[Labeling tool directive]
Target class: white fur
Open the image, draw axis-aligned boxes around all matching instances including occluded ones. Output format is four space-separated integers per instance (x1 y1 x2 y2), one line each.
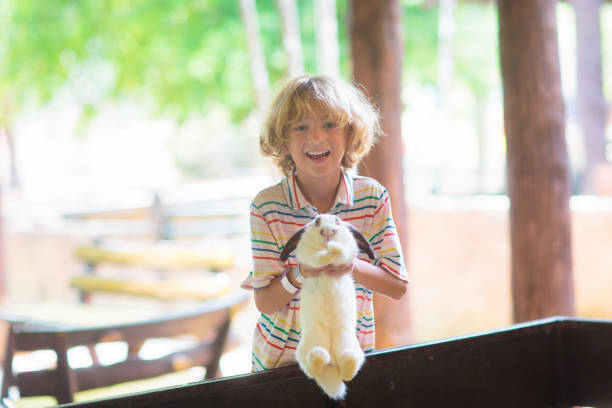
293 214 365 400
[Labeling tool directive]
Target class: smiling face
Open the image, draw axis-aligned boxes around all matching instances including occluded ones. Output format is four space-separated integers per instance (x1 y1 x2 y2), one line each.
284 110 347 186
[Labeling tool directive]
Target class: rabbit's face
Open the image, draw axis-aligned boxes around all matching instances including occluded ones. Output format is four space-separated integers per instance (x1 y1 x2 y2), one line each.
279 214 376 264
315 214 342 242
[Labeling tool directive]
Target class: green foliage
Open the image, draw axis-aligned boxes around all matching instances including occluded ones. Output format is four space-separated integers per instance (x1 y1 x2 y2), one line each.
1 0 255 123
403 5 439 86
1 0 501 127
402 2 500 99
453 3 500 98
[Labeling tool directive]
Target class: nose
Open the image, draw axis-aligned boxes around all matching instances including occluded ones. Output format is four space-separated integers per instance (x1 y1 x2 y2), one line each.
320 228 336 239
309 124 325 142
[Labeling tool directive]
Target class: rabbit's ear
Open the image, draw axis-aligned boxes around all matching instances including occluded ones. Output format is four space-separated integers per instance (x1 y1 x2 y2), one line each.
279 228 306 261
348 225 376 260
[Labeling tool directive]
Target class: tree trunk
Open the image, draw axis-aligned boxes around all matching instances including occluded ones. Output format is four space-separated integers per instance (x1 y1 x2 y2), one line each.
276 0 304 78
239 0 270 111
572 0 606 194
498 0 574 322
314 0 340 78
351 0 411 348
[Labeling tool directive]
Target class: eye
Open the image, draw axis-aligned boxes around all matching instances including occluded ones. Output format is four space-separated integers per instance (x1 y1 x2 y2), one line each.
315 217 320 226
323 121 338 129
293 123 308 132
335 218 340 225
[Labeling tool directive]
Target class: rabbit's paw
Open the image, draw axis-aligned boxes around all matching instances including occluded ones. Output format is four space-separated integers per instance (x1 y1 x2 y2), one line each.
307 346 330 376
339 349 364 381
327 241 346 255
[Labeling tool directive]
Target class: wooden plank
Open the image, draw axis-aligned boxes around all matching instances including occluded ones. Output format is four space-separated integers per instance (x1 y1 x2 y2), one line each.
70 274 231 301
59 317 612 408
74 241 236 270
560 320 612 406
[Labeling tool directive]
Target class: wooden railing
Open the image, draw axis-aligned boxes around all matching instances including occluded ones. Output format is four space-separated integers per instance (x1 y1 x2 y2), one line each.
55 317 612 408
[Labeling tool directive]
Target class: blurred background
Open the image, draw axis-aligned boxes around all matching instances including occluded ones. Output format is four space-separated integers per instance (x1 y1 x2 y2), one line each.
1 0 612 406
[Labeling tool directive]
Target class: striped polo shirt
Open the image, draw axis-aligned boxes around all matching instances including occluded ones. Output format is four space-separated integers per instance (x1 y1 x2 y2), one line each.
241 171 408 372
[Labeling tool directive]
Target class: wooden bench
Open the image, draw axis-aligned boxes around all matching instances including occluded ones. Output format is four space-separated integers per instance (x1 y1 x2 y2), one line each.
70 238 238 302
50 316 612 408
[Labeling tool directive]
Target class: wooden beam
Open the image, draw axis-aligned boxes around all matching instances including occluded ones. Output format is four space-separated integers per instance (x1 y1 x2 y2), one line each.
497 0 575 322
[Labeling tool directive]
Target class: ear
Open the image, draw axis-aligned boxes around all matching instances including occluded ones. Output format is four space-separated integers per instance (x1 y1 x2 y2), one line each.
348 224 376 260
279 228 306 262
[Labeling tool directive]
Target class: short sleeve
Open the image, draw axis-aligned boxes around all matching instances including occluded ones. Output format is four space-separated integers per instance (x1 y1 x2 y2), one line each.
370 189 409 282
241 201 285 290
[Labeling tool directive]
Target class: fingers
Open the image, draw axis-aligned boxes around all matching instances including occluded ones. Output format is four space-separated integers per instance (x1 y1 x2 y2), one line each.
299 262 354 278
324 263 354 277
299 264 323 278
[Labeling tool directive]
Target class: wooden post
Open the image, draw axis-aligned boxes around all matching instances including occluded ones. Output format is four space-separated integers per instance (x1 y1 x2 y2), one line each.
498 0 575 322
350 0 411 348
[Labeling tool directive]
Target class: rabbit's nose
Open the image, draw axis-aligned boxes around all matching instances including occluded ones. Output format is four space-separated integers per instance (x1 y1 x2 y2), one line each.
320 228 336 238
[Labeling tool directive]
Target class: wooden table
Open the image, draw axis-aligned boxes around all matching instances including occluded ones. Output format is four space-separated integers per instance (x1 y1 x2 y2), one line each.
0 290 248 405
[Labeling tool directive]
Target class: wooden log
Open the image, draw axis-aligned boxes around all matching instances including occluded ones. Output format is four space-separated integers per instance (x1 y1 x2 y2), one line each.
350 0 411 349
497 0 575 322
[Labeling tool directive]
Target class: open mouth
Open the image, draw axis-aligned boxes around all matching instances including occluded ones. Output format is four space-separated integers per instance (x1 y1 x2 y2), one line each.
306 150 331 159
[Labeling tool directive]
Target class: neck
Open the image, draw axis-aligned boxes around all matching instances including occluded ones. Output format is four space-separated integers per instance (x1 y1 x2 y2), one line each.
296 171 342 213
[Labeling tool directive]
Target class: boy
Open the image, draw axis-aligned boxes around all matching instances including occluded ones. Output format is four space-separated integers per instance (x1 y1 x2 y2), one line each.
241 75 408 371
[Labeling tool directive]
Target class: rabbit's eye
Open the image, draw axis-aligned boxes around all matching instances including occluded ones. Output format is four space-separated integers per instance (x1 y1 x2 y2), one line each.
335 218 340 225
315 217 321 226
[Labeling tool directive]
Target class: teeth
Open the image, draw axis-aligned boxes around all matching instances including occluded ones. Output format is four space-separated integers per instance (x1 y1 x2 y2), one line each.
306 151 330 158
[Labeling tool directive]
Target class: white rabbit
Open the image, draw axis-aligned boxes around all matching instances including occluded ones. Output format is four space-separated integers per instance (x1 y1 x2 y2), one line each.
280 214 376 400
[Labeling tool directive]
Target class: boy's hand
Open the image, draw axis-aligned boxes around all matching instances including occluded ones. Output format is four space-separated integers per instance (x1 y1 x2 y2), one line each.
323 263 354 278
299 262 355 278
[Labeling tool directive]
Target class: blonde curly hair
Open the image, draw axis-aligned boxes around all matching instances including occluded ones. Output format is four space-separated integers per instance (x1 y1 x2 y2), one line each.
260 75 383 176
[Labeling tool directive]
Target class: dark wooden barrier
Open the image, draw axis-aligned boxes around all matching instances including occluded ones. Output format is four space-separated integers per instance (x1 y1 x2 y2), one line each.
56 316 612 408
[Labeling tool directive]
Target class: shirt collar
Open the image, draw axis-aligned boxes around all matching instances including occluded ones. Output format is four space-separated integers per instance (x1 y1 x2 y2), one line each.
282 171 354 211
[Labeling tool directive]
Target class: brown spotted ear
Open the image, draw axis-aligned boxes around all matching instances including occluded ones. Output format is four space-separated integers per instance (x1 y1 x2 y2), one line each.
279 228 306 261
348 224 376 260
